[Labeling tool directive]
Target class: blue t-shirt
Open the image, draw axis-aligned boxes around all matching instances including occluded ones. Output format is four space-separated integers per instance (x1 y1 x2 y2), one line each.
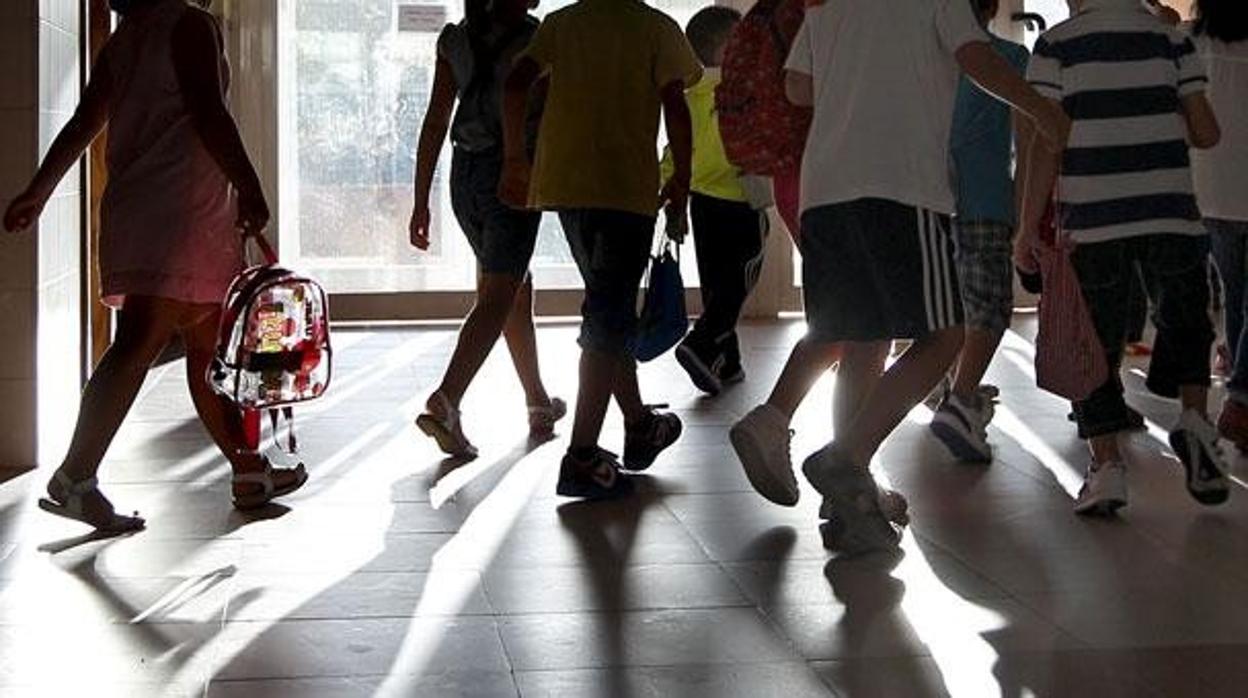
950 36 1029 224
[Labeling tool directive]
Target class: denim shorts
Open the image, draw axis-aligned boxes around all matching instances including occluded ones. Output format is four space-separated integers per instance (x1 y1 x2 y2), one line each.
1070 234 1214 439
449 149 541 277
558 208 654 356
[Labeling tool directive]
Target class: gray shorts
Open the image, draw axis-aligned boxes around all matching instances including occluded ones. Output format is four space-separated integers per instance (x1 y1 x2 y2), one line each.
450 149 540 277
954 219 1014 334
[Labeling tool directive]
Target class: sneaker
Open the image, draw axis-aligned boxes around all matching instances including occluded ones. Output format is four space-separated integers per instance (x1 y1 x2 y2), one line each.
675 339 724 396
802 446 901 556
1170 409 1231 506
1217 398 1248 452
930 393 993 464
556 448 635 500
820 487 910 526
730 404 798 506
416 391 478 459
718 360 745 386
622 407 683 471
1073 461 1128 516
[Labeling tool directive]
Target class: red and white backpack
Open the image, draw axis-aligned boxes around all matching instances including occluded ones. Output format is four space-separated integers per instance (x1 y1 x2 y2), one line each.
209 234 332 452
715 0 811 176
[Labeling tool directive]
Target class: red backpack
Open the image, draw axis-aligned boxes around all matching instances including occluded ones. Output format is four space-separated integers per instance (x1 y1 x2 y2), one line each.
210 234 332 452
715 0 811 176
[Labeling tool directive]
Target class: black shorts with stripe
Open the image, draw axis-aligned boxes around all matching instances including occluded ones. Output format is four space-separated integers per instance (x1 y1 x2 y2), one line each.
800 198 963 342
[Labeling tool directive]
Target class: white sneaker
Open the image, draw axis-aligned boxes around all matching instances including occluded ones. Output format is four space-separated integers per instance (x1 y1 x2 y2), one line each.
930 393 992 464
820 486 910 526
730 404 798 506
1170 409 1231 506
1073 461 1128 516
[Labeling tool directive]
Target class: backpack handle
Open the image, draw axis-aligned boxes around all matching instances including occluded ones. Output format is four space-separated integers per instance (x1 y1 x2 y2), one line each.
246 231 280 266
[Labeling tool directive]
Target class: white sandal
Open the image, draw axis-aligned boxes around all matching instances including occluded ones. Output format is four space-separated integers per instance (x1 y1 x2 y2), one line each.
38 472 145 533
528 397 568 437
233 459 309 510
416 391 478 458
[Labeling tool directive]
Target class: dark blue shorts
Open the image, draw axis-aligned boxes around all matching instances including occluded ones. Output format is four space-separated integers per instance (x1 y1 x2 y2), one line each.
450 149 540 277
558 208 654 356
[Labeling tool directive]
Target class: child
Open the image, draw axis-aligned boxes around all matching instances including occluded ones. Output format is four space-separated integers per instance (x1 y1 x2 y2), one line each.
929 0 1030 463
2 0 305 531
1189 0 1248 449
737 0 1069 554
499 0 702 499
409 0 565 459
668 6 772 396
1016 0 1226 515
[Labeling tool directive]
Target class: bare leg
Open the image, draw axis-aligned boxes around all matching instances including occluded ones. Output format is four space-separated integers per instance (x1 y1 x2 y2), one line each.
178 305 300 496
501 273 551 408
838 327 965 467
570 348 618 450
833 342 889 439
612 356 647 427
431 271 524 411
49 296 179 523
766 336 842 420
1179 384 1209 418
951 327 1005 401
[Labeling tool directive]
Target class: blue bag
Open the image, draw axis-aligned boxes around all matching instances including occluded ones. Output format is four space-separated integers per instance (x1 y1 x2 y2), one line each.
634 236 688 362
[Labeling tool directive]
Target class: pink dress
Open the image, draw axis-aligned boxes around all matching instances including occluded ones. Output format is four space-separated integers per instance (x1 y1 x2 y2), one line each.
99 0 242 309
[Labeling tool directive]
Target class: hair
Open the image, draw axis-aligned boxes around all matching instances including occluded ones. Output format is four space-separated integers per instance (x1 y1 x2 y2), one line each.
967 0 1000 23
1194 0 1248 43
686 6 742 67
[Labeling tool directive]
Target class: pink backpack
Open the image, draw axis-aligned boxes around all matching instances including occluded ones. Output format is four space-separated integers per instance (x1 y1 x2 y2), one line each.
715 0 811 176
1034 198 1108 401
210 234 332 451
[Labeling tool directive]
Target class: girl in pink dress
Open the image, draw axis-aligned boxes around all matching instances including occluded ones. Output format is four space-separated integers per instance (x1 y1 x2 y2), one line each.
3 0 305 532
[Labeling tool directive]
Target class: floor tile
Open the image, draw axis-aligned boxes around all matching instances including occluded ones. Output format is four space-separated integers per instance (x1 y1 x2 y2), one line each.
516 663 835 698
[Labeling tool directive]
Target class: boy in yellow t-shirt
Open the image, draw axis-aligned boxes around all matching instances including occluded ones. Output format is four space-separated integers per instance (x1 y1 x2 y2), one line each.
499 0 702 500
667 6 771 397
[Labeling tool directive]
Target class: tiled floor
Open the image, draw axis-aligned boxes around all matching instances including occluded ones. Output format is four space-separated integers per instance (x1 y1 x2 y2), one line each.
1 319 1247 697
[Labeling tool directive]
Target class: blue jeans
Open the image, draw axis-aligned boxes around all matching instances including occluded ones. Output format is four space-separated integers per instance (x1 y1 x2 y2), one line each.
1208 218 1248 403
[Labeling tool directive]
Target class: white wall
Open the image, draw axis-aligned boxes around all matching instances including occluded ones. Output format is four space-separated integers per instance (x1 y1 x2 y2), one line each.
0 0 83 468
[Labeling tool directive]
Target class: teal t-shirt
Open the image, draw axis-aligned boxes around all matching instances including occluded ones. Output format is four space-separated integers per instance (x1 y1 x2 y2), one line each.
950 36 1030 224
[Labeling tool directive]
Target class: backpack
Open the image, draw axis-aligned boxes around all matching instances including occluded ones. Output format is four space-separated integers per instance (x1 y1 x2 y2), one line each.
715 0 811 176
210 234 332 452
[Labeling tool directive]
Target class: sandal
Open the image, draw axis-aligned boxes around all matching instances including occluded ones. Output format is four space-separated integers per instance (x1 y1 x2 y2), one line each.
38 472 145 533
233 459 309 511
416 391 478 458
528 397 568 438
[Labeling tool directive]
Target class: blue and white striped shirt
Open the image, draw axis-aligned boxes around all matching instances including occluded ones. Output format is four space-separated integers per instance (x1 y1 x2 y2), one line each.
1026 0 1208 243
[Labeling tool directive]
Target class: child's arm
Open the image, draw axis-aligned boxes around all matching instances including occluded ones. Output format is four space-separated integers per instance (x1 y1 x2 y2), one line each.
1181 93 1221 149
784 70 813 107
659 79 693 228
499 56 543 208
3 50 112 233
1012 101 1062 274
410 56 457 250
173 9 269 235
956 43 1071 152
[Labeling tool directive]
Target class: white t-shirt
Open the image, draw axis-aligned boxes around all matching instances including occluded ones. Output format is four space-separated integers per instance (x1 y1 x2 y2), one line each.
785 0 987 215
1190 34 1248 222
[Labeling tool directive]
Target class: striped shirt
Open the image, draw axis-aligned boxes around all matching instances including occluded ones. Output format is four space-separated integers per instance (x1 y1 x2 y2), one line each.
1026 0 1208 243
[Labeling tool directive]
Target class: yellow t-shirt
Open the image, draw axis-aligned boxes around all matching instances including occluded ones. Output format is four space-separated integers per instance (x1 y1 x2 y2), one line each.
661 68 748 203
522 0 703 217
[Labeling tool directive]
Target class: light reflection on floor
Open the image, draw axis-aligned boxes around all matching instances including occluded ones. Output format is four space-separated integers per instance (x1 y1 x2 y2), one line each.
1 319 1246 697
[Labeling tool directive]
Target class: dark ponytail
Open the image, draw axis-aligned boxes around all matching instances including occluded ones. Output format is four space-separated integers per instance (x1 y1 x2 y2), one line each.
1194 0 1248 43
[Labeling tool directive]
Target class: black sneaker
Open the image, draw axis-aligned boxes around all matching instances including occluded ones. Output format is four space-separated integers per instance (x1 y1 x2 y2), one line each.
556 449 635 500
718 359 745 386
623 407 683 471
675 339 724 396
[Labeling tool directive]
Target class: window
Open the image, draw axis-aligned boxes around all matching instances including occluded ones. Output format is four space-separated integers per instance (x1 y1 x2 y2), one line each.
281 0 707 295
